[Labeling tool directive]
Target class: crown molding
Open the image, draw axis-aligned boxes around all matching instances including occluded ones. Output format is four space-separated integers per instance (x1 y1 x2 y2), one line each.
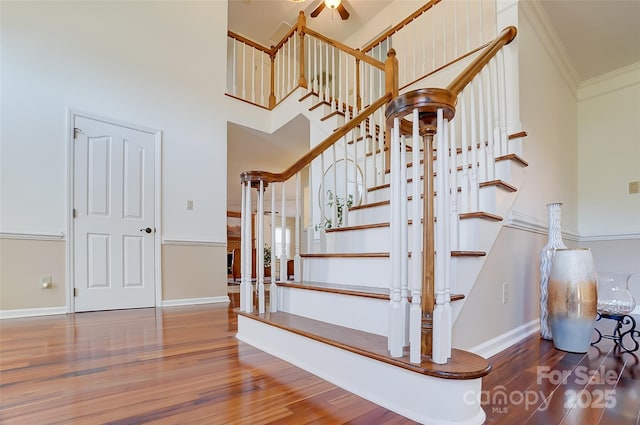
578 61 640 101
519 0 580 97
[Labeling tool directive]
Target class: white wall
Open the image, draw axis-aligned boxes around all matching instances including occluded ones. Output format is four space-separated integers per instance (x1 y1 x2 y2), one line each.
1 1 229 308
577 64 640 237
1 0 227 241
514 2 579 232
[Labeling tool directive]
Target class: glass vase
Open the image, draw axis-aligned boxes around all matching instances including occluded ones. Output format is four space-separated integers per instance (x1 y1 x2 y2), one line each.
540 203 567 340
597 272 636 315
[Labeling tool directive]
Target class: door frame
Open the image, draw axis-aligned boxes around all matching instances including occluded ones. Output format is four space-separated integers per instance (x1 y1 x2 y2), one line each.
66 109 162 313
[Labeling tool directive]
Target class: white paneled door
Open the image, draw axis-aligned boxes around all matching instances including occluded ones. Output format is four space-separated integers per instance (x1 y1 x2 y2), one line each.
73 116 156 312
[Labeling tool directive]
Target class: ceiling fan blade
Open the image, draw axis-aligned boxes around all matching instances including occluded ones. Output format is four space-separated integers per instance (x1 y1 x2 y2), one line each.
337 3 350 20
310 2 325 18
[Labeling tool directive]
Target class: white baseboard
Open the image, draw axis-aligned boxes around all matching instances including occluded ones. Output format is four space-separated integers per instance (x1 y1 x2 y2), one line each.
468 319 540 359
161 296 229 307
0 306 67 319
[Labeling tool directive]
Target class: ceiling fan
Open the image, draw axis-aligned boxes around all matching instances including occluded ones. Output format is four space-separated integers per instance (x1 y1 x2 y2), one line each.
310 0 350 20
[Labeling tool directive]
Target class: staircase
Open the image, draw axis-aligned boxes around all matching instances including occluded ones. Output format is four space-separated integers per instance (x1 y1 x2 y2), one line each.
228 4 524 423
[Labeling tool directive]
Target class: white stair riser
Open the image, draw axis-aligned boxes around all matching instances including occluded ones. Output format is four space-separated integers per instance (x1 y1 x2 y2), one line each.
303 257 390 287
303 256 427 287
279 286 389 336
326 226 421 253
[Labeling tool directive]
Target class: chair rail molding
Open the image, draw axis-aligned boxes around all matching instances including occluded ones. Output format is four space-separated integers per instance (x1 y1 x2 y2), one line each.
161 237 226 247
0 229 66 241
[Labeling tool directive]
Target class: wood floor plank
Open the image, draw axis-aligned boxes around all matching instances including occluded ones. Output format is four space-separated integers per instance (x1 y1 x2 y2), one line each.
1 293 638 424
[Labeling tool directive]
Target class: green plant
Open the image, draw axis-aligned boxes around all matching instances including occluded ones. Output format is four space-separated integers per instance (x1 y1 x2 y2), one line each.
315 190 353 231
263 245 271 268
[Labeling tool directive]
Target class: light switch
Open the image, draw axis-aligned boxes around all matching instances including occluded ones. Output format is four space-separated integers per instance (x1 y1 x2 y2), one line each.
187 200 194 210
630 181 640 195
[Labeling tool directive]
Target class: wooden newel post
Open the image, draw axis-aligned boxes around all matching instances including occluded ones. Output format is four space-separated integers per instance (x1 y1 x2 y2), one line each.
422 127 436 357
297 11 307 89
384 49 398 171
269 50 276 109
384 48 399 98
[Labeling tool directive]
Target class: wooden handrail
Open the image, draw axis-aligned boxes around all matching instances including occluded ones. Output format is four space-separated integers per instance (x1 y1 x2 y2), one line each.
447 26 517 95
272 25 298 53
361 0 442 53
241 93 392 185
228 31 272 55
304 27 385 70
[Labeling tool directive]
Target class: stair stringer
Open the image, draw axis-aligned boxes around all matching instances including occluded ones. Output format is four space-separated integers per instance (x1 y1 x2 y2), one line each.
451 153 528 325
237 314 486 425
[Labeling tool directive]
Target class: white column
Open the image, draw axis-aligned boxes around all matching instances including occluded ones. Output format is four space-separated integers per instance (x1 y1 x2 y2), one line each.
257 180 265 314
388 119 402 358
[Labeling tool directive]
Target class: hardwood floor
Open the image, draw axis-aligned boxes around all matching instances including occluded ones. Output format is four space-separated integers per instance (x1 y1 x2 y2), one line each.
1 291 638 424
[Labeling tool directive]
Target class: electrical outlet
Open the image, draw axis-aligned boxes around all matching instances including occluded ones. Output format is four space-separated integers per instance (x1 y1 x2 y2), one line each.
502 282 509 304
40 276 53 289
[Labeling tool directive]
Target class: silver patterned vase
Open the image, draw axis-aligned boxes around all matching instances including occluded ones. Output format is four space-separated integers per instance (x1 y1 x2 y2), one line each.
539 203 567 340
548 248 598 353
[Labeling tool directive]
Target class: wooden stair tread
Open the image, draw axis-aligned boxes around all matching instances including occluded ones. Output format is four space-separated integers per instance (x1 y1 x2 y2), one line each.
350 200 389 211
495 153 529 167
299 91 320 102
277 281 389 300
301 252 390 258
459 211 503 221
451 251 486 257
479 179 518 192
308 100 331 112
325 222 389 232
509 131 527 139
238 310 490 379
277 280 466 303
321 110 345 121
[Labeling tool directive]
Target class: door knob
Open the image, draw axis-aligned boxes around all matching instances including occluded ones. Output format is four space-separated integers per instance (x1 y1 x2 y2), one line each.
140 227 153 234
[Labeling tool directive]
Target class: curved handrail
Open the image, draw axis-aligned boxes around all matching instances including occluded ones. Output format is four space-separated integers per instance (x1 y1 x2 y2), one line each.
385 26 517 124
241 93 392 185
447 26 517 95
361 0 442 53
304 27 385 70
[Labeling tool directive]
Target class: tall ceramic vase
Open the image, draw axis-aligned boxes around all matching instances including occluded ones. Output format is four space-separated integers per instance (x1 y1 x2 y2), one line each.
539 203 567 340
548 248 598 353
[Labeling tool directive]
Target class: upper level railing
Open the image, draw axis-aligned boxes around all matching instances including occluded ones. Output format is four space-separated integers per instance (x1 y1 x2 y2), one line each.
227 0 496 111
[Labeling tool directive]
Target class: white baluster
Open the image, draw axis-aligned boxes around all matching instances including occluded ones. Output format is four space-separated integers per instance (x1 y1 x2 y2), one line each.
478 72 489 182
242 181 253 313
400 135 409 347
389 118 402 357
469 81 479 212
240 180 247 311
280 182 287 282
450 120 459 253
242 42 246 99
260 51 265 106
491 57 501 158
460 92 470 213
499 50 509 155
251 47 256 103
343 135 348 226
232 38 237 97
294 172 301 282
257 180 265 314
293 32 298 91
332 144 337 227
433 108 450 365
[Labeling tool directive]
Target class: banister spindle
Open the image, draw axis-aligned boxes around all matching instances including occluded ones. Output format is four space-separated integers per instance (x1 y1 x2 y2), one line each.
257 180 265 314
389 118 402 358
280 183 287 282
409 108 423 364
400 134 409 347
271 182 277 311
470 80 480 212
242 42 246 99
294 172 301 282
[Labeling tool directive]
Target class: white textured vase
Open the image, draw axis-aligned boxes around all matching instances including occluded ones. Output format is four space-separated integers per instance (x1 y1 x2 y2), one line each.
539 203 567 340
548 248 598 353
